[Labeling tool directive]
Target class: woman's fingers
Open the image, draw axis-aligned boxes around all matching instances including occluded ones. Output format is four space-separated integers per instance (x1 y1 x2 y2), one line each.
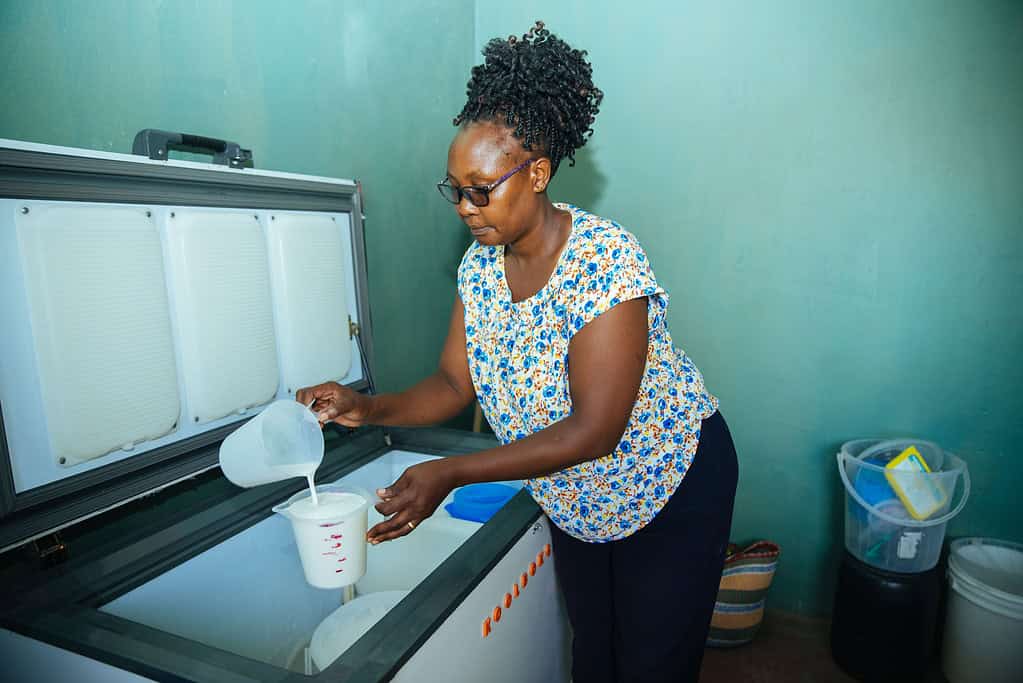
295 386 315 407
374 490 409 517
373 475 409 515
367 511 418 544
296 382 342 421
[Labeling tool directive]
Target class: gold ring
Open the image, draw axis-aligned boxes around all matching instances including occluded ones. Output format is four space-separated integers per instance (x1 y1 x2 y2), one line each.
407 521 416 530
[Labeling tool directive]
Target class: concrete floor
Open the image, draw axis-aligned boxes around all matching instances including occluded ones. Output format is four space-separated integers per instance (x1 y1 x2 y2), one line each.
699 611 948 683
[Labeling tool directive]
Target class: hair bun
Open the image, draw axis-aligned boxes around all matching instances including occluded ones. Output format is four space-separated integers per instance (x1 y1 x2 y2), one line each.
454 21 603 173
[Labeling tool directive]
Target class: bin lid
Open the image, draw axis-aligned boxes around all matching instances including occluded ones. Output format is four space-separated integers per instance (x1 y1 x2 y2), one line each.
949 538 1023 602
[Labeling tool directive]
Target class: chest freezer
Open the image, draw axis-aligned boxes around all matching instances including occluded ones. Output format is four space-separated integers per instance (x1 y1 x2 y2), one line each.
0 138 570 682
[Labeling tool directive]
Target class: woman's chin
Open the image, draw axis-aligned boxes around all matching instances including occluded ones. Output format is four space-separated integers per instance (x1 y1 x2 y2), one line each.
470 227 500 244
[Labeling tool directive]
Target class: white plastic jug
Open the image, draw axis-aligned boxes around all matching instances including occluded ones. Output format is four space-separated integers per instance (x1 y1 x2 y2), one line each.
273 484 371 589
219 400 324 487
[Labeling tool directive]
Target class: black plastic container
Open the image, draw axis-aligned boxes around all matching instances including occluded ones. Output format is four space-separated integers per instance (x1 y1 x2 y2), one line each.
830 551 942 682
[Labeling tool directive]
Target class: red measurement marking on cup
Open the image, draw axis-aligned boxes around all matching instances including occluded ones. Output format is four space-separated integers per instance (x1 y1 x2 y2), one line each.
329 534 344 539
319 522 341 528
331 542 342 548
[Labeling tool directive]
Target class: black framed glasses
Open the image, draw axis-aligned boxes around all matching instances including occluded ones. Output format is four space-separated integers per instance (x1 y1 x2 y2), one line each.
436 159 533 207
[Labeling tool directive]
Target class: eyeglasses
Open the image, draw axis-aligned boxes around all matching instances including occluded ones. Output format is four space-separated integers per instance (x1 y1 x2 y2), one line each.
436 159 533 207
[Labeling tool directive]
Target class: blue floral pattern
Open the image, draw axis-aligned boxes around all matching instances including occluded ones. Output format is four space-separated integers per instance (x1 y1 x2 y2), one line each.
457 204 718 541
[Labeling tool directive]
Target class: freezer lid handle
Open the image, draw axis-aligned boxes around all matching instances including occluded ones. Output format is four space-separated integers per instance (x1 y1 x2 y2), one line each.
131 129 253 168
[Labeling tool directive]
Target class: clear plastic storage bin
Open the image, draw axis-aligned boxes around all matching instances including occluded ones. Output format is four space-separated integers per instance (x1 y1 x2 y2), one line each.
837 439 969 573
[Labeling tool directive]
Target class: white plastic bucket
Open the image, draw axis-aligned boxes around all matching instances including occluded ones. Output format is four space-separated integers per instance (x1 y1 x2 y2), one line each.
219 400 324 487
837 439 969 572
273 484 371 589
309 590 410 670
942 538 1023 683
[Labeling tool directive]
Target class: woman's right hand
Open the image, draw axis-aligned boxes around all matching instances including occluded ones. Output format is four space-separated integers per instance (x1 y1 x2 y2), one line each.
296 382 373 428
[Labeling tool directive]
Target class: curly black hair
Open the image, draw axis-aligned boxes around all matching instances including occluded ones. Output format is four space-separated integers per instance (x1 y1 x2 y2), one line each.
453 20 603 173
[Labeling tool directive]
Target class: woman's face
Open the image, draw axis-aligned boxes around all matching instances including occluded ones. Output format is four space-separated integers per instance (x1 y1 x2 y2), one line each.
445 121 551 246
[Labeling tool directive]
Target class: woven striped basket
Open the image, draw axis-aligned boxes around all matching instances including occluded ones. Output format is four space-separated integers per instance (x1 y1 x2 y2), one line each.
706 541 781 647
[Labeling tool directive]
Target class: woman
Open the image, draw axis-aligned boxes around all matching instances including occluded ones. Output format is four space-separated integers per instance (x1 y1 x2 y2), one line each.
298 21 738 683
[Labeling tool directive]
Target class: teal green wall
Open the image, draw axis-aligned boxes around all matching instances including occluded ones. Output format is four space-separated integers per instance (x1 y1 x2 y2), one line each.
477 2 1023 614
2 0 1020 618
0 0 474 404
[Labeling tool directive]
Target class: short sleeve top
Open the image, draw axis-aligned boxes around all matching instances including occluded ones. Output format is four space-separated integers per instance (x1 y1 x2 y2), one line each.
456 204 718 542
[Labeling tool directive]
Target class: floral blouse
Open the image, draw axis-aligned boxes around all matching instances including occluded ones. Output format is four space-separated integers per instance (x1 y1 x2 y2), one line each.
457 204 718 542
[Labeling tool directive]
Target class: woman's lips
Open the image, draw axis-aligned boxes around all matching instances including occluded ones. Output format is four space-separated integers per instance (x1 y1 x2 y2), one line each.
470 226 494 236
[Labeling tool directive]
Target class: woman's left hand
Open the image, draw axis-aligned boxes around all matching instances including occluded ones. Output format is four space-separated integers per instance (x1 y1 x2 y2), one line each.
367 459 459 544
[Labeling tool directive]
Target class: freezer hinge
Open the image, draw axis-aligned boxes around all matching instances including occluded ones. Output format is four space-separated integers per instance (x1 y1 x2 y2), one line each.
32 532 70 568
349 315 361 340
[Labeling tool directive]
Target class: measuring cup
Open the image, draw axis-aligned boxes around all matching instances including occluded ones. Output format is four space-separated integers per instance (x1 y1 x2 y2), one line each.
273 484 371 589
219 400 324 487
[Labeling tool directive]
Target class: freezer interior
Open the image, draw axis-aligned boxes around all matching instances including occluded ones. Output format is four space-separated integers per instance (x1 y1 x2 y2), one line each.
100 449 523 674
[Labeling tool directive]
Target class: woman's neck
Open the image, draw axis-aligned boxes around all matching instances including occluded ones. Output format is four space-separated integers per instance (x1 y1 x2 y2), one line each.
506 199 569 265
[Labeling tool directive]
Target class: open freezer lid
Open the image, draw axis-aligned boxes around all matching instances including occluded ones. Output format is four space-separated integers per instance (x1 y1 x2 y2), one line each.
0 138 376 552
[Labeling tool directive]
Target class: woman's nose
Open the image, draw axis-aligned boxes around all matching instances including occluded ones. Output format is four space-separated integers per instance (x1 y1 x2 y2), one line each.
455 196 479 218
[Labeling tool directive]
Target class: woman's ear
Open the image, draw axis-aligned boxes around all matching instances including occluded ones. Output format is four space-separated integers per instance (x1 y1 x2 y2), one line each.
531 157 555 193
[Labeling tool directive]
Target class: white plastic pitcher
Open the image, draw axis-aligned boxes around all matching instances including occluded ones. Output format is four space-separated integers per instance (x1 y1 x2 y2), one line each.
219 400 324 487
273 484 370 589
837 439 969 572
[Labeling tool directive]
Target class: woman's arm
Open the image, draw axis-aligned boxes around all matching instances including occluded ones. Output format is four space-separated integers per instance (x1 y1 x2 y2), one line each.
368 297 648 541
297 296 476 428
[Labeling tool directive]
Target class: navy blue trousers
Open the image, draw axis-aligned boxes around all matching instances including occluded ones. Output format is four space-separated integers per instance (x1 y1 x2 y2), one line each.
549 411 739 683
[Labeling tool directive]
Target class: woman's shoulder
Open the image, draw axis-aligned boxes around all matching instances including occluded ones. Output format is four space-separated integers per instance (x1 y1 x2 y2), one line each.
556 203 647 259
458 238 498 272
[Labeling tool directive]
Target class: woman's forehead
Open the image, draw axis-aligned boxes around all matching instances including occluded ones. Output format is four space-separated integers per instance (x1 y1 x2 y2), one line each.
448 122 522 174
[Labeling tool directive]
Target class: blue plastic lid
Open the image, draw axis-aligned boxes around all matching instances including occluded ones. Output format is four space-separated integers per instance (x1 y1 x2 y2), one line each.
444 500 500 524
454 483 516 506
446 484 517 524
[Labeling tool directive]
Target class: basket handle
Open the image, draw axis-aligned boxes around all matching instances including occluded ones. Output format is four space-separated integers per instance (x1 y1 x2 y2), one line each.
836 452 970 527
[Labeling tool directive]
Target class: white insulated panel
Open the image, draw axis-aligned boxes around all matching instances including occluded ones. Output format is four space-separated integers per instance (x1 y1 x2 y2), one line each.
15 204 179 466
266 213 353 392
164 209 278 423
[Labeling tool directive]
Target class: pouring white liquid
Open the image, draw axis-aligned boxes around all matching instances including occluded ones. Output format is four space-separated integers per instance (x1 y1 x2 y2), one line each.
288 491 366 518
271 464 320 506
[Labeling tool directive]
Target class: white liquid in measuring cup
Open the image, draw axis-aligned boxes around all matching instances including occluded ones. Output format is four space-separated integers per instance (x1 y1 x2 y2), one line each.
272 464 320 506
289 492 366 519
